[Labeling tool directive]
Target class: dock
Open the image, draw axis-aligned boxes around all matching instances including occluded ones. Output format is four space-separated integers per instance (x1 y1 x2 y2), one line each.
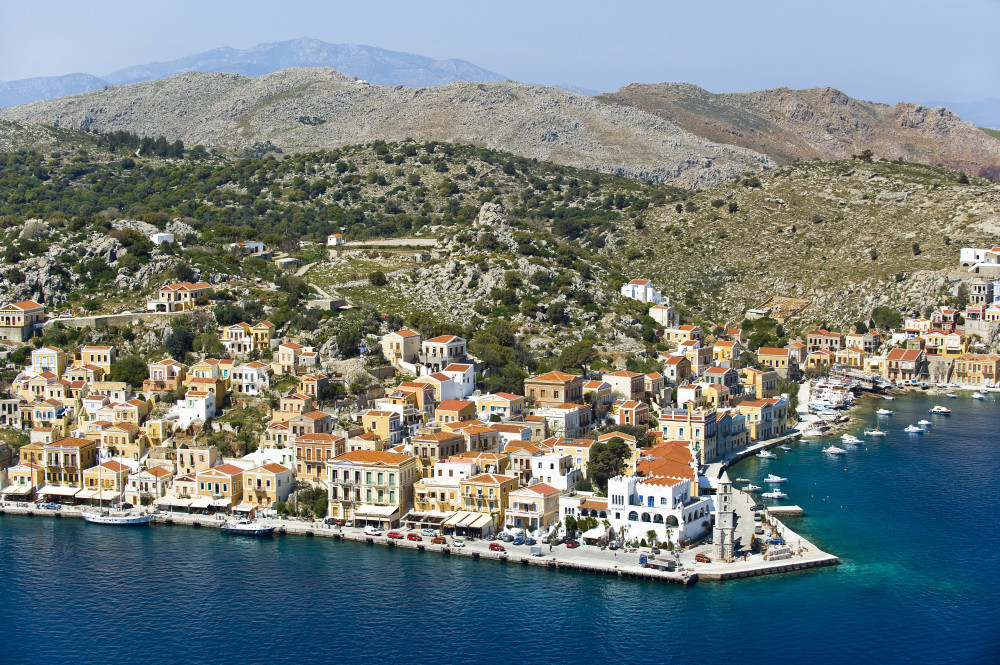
766 505 804 516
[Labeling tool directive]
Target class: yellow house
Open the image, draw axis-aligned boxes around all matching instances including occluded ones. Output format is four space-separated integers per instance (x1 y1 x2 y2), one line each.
251 321 275 347
712 340 742 369
144 419 173 447
921 330 965 357
756 347 791 371
298 373 329 399
435 400 477 425
273 393 315 423
40 436 98 492
78 346 116 374
551 438 594 475
381 328 421 365
834 346 868 369
476 392 526 421
82 460 131 498
240 463 294 509
2 462 44 500
113 399 151 426
31 346 68 377
194 463 246 510
326 450 420 528
741 367 779 399
459 473 519 527
505 483 562 531
100 422 145 462
953 353 1000 386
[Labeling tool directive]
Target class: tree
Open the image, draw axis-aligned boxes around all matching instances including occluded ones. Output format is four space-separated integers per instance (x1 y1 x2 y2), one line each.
953 283 970 311
588 436 632 492
564 514 578 537
165 326 195 359
368 270 388 287
853 320 869 334
174 263 196 283
647 529 658 547
857 149 874 163
547 301 567 325
110 355 147 388
871 306 902 331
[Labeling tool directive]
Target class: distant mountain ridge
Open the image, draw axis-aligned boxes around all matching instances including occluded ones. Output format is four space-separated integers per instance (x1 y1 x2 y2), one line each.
0 38 507 107
599 82 1000 180
0 68 773 189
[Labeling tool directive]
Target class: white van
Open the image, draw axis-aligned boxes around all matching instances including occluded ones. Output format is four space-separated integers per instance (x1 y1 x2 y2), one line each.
420 528 437 536
364 525 383 536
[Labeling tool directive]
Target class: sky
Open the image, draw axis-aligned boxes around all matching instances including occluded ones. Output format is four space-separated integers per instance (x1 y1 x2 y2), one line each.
1 0 998 104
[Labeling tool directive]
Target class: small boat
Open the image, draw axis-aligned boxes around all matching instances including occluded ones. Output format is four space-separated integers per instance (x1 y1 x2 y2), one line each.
822 446 848 455
864 428 887 437
801 427 828 438
765 474 787 483
973 392 986 400
780 446 792 451
946 393 957 398
842 434 863 444
876 408 893 416
883 395 895 401
904 424 924 434
756 451 777 459
917 419 932 427
221 518 275 537
744 484 762 492
82 511 153 526
735 478 750 483
762 491 787 499
929 405 952 415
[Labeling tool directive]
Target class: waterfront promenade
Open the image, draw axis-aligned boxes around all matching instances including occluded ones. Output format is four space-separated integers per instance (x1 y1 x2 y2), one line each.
0 499 838 583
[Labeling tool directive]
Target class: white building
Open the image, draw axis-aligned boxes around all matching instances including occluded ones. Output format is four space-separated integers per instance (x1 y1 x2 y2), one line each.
150 232 174 246
442 362 476 398
534 403 591 439
327 233 345 246
620 279 667 305
530 452 581 492
648 303 680 328
606 474 713 546
231 362 270 395
172 390 216 428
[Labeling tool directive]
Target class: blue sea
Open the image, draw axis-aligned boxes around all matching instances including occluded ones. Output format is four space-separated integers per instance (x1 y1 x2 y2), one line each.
2 393 998 665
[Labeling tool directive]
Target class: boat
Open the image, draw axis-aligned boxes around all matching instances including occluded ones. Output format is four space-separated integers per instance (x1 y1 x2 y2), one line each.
82 511 153 526
904 424 924 434
841 434 863 444
883 395 895 401
765 474 787 483
220 518 275 537
756 451 777 459
876 408 893 416
761 491 787 499
780 446 792 451
946 393 957 398
801 427 828 438
973 392 986 400
864 428 888 437
735 478 750 483
822 446 848 455
744 484 762 492
918 419 932 427
929 405 952 415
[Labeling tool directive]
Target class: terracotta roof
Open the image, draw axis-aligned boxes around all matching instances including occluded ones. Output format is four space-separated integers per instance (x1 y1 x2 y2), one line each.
528 370 578 382
640 476 689 487
1 300 43 310
437 400 474 411
49 437 92 449
299 410 331 420
579 498 608 510
464 473 517 484
413 431 463 442
627 279 651 286
443 363 472 372
605 370 641 378
597 431 637 443
757 347 789 356
98 461 130 472
203 463 244 476
491 392 523 400
425 335 462 343
280 342 303 350
261 463 290 474
582 381 610 390
522 483 560 496
332 450 413 464
147 466 172 478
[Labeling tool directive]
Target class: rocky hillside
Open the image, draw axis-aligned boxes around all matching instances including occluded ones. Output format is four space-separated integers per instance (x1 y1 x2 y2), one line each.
613 160 1000 330
0 68 773 189
600 83 1000 181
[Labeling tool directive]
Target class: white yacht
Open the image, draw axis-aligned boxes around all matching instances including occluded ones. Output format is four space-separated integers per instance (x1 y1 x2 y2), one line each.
756 451 777 459
82 511 153 526
765 474 787 483
945 393 957 398
841 434 863 445
876 408 893 416
864 427 888 437
904 424 924 434
929 405 952 415
972 392 986 400
762 490 788 499
744 484 762 492
918 419 932 427
822 446 848 455
883 395 895 401
220 518 275 536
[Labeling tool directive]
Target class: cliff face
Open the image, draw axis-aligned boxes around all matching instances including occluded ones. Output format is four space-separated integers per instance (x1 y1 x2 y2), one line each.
600 83 1000 180
0 68 773 189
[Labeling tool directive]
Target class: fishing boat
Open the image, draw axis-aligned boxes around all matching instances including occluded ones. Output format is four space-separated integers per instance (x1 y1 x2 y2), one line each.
918 419 932 427
929 405 952 415
220 518 275 537
822 446 848 455
82 511 154 526
876 408 893 416
972 392 986 400
761 490 787 499
756 451 777 459
842 434 863 444
765 474 787 483
864 427 887 437
904 424 924 434
744 484 762 492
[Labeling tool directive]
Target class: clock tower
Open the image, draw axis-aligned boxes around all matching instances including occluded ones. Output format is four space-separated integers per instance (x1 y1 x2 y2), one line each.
713 470 735 561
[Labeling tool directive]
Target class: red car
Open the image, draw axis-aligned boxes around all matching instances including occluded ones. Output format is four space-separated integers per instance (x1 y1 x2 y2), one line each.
406 533 422 541
565 539 580 549
387 531 404 539
489 543 505 552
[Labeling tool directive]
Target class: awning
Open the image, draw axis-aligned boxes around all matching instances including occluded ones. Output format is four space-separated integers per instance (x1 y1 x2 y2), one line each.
582 526 608 539
468 514 493 529
444 511 472 526
210 498 231 508
95 490 119 501
1 485 33 496
37 485 81 497
232 502 255 512
189 496 212 509
355 504 398 517
171 497 193 508
76 489 99 500
153 496 175 507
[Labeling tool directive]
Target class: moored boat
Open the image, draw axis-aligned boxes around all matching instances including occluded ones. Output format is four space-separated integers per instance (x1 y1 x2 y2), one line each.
946 393 957 398
220 518 275 537
761 490 787 499
972 392 986 400
864 428 887 437
765 474 787 483
82 511 153 526
929 405 951 415
876 408 893 416
822 446 848 455
842 434 862 444
756 451 777 459
904 424 924 434
744 484 762 492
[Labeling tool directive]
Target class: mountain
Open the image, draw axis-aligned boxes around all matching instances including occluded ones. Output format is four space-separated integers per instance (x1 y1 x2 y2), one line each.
0 68 773 189
924 98 1000 130
0 73 110 108
599 83 1000 180
0 38 507 108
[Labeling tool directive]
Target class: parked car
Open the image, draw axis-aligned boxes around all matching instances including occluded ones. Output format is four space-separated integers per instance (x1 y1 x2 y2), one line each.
765 537 785 545
431 536 447 544
420 528 436 536
323 517 338 526
754 513 762 522
489 543 505 552
524 537 536 546
512 536 525 546
38 502 60 510
363 525 382 536
501 533 514 542
754 525 764 535
387 531 404 539
694 553 712 563
751 504 765 512
452 536 465 547
406 533 422 541
565 539 580 549
607 541 620 550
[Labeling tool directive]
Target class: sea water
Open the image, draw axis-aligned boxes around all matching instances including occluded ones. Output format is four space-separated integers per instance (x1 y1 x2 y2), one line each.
1 393 997 664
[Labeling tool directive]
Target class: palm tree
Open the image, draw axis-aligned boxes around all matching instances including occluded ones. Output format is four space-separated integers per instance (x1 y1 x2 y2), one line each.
646 529 658 547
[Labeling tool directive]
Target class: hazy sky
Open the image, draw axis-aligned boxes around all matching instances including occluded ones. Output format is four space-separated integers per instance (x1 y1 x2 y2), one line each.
2 0 997 103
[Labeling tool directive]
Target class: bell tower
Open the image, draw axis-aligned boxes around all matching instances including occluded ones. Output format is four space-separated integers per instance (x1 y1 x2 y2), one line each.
714 470 735 561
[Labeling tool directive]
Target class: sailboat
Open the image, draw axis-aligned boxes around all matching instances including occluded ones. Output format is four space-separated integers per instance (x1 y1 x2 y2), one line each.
82 482 153 526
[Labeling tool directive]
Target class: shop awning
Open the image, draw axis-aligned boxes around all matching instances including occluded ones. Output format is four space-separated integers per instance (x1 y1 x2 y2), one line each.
444 511 471 526
582 526 608 540
95 490 119 501
1 485 33 496
210 498 231 508
37 485 81 497
153 496 175 507
171 497 193 508
468 514 493 529
76 489 100 500
355 504 398 517
189 496 212 509
232 502 255 512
